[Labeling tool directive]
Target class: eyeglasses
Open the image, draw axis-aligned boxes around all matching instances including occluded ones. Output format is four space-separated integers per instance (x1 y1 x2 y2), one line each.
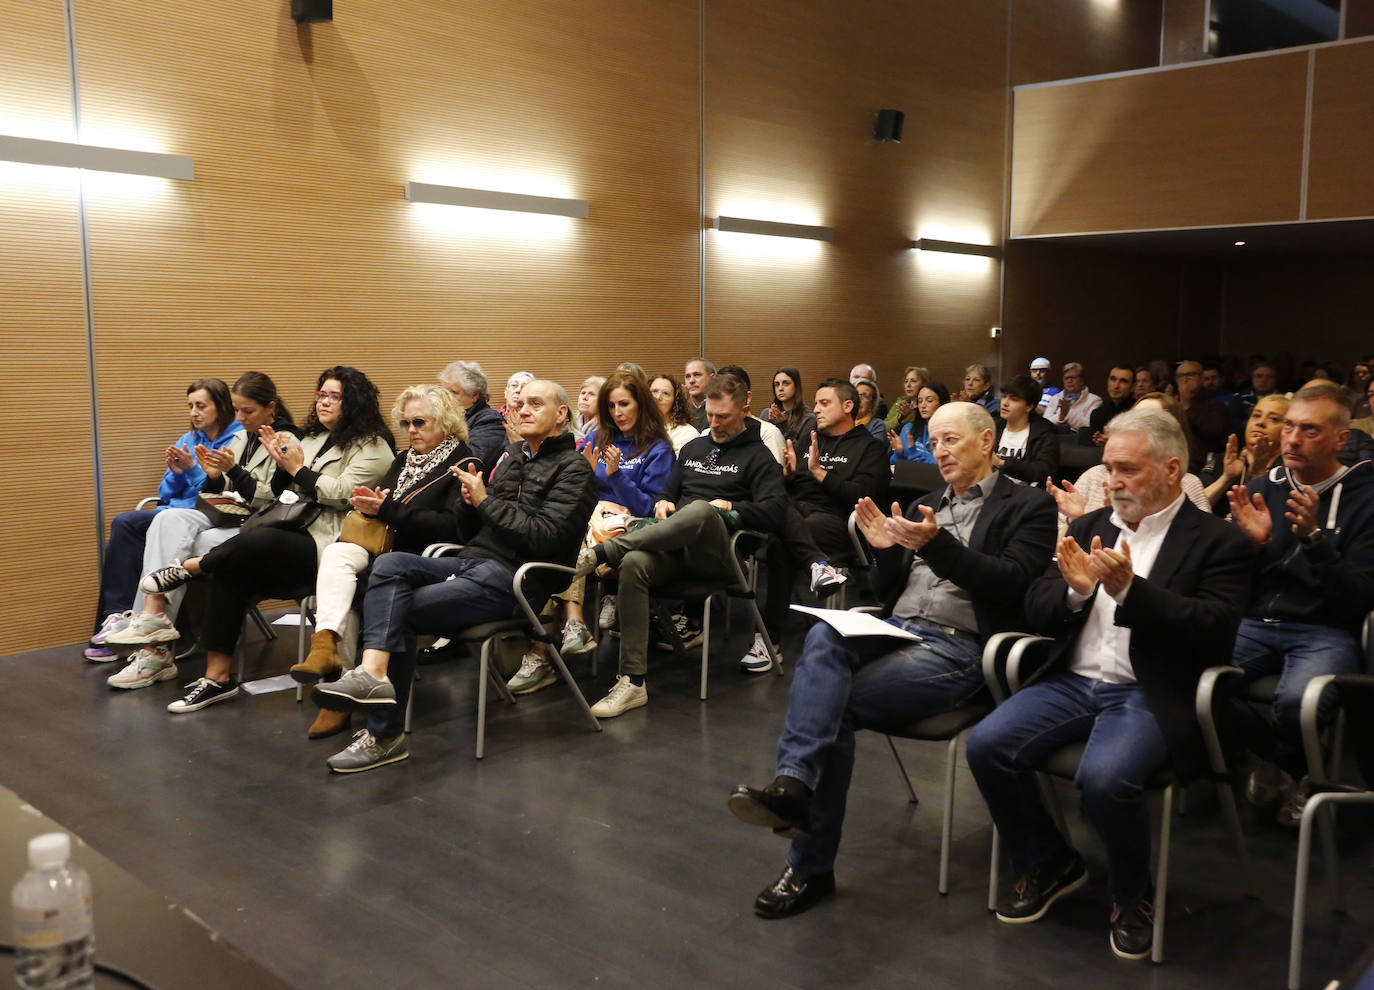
400 417 429 430
316 390 343 403
649 388 673 399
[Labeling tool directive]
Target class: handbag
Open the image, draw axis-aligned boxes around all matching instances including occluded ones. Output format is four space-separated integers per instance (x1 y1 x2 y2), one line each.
588 501 631 544
195 493 252 528
339 511 394 556
241 488 322 534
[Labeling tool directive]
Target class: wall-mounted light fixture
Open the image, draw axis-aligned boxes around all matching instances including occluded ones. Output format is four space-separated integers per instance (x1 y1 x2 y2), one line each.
404 181 588 219
0 134 194 180
913 237 1001 259
712 215 833 241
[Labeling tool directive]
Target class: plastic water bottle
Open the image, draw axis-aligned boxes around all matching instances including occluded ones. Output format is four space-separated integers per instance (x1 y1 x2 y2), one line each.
11 833 94 989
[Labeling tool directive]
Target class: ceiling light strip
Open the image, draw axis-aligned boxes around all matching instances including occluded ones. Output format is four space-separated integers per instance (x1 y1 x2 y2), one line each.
405 182 589 219
713 215 833 241
0 134 194 180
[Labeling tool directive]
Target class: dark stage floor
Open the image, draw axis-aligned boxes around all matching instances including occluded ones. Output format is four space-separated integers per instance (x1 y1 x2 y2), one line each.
2 612 1371 990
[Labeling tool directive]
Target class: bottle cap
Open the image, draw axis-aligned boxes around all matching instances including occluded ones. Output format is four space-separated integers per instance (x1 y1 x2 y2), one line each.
27 832 71 870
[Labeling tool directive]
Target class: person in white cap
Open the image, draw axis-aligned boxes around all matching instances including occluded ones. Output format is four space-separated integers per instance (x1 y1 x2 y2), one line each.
1030 358 1060 414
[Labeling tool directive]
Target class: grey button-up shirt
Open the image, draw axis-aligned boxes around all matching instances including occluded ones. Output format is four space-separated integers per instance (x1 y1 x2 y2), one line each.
891 472 999 635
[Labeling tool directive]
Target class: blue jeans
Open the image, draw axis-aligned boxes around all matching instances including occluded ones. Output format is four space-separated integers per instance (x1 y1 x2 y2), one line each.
360 551 517 738
965 673 1169 904
776 619 986 875
1230 617 1361 776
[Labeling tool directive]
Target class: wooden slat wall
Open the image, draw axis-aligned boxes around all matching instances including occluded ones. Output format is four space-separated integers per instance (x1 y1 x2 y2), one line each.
1010 0 1162 85
1012 53 1310 236
703 0 1007 396
1307 41 1374 219
0 1 99 653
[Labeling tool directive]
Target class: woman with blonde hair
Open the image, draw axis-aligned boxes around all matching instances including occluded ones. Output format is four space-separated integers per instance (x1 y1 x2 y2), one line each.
1202 393 1290 508
292 383 475 737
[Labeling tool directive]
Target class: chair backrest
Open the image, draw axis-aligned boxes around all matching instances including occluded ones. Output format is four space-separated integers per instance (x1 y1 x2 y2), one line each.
891 461 945 500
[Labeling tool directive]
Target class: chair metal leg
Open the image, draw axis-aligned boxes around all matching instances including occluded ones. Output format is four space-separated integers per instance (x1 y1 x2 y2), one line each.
1214 778 1257 897
542 639 601 734
988 826 1001 912
885 735 919 804
1151 785 1173 965
1287 792 1374 989
476 638 492 759
700 596 713 701
938 734 958 895
248 605 277 642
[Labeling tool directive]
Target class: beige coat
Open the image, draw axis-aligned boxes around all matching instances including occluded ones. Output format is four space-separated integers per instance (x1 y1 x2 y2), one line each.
291 432 395 560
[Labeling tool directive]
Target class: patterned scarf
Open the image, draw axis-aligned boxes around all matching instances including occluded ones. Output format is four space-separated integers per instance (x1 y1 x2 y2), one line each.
394 435 461 499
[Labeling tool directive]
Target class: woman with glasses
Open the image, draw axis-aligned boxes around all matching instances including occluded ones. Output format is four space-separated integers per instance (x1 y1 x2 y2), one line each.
291 383 475 738
133 366 394 715
650 372 704 453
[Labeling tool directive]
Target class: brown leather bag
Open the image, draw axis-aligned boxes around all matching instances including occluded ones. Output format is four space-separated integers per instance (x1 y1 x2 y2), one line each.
338 471 451 556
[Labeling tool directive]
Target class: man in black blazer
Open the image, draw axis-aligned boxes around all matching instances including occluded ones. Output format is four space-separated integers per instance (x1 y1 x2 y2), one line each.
967 407 1252 961
727 402 1057 919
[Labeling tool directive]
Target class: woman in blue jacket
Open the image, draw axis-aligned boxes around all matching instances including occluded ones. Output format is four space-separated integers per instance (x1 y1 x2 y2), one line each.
90 378 242 640
505 370 673 693
890 380 950 464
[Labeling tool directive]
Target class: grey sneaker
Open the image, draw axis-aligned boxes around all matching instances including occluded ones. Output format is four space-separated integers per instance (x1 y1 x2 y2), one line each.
809 561 847 597
139 562 194 595
560 619 595 655
1276 775 1312 828
107 647 177 690
312 667 397 711
1244 758 1293 807
105 611 178 646
507 653 557 695
597 595 617 630
590 675 648 717
326 729 409 774
573 546 600 578
167 677 239 713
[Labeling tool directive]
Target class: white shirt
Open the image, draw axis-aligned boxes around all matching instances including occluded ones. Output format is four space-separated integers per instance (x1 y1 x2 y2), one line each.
1044 389 1102 430
699 416 785 465
997 425 1029 461
1065 491 1186 684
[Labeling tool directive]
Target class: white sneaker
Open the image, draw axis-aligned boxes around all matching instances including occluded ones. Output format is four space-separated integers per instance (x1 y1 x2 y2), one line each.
91 610 134 646
105 611 178 645
507 653 557 695
560 619 596 655
106 647 177 689
739 633 776 674
590 675 647 717
597 595 618 630
809 561 847 597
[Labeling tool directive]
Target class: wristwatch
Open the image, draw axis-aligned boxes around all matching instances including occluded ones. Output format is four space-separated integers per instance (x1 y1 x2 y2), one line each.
1298 529 1325 549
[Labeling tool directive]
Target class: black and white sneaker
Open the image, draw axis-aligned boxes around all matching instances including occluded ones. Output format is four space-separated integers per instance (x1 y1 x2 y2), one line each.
140 563 194 595
672 611 704 649
167 677 239 714
809 561 847 598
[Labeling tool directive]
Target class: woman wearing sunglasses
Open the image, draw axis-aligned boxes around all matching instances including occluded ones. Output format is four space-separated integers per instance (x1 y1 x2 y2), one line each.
131 366 394 716
292 383 476 737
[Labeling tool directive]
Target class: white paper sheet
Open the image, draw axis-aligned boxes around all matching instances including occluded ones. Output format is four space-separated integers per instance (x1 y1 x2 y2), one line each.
789 604 921 641
271 613 305 626
241 674 299 696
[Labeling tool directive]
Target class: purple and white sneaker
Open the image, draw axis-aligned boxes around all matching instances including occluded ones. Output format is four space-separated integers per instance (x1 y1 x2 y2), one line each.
90 610 133 647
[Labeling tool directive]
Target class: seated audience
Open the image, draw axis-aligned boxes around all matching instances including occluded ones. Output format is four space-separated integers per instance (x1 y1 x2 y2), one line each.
1234 360 1279 417
439 360 506 466
570 374 787 717
573 375 606 442
726 401 1055 918
1043 362 1101 430
507 371 675 694
750 379 890 671
1048 393 1210 533
1087 363 1136 444
90 379 242 651
849 363 887 420
498 371 536 446
1201 359 1244 433
684 357 716 430
852 378 886 442
287 384 474 740
94 373 295 671
1226 383 1374 825
1174 359 1229 472
883 365 928 433
1029 357 1060 414
889 380 949 463
968 408 1252 961
311 379 596 772
116 367 394 714
1351 360 1372 419
962 364 1000 416
1131 366 1155 402
714 364 785 464
767 367 819 444
650 372 703 453
1353 375 1374 436
994 374 1059 487
1202 394 1288 509
1147 358 1176 398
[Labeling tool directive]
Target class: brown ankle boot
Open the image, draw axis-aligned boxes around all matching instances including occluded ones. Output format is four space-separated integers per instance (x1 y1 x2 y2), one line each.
307 707 350 739
291 630 342 684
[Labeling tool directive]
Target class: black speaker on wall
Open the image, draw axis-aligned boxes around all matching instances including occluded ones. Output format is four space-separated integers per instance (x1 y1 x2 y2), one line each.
874 108 905 143
291 0 332 23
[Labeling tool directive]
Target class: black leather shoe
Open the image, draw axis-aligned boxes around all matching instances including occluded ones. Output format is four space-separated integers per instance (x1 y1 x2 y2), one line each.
753 865 835 919
994 850 1088 924
1109 898 1154 960
727 783 812 839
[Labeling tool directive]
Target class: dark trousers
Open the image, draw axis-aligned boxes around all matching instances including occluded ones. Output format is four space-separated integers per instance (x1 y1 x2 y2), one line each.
95 509 157 630
359 551 517 738
965 673 1170 905
197 527 318 656
762 505 851 639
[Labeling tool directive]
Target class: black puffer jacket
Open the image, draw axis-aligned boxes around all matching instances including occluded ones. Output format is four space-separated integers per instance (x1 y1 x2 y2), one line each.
463 398 509 468
454 431 596 610
373 442 476 555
